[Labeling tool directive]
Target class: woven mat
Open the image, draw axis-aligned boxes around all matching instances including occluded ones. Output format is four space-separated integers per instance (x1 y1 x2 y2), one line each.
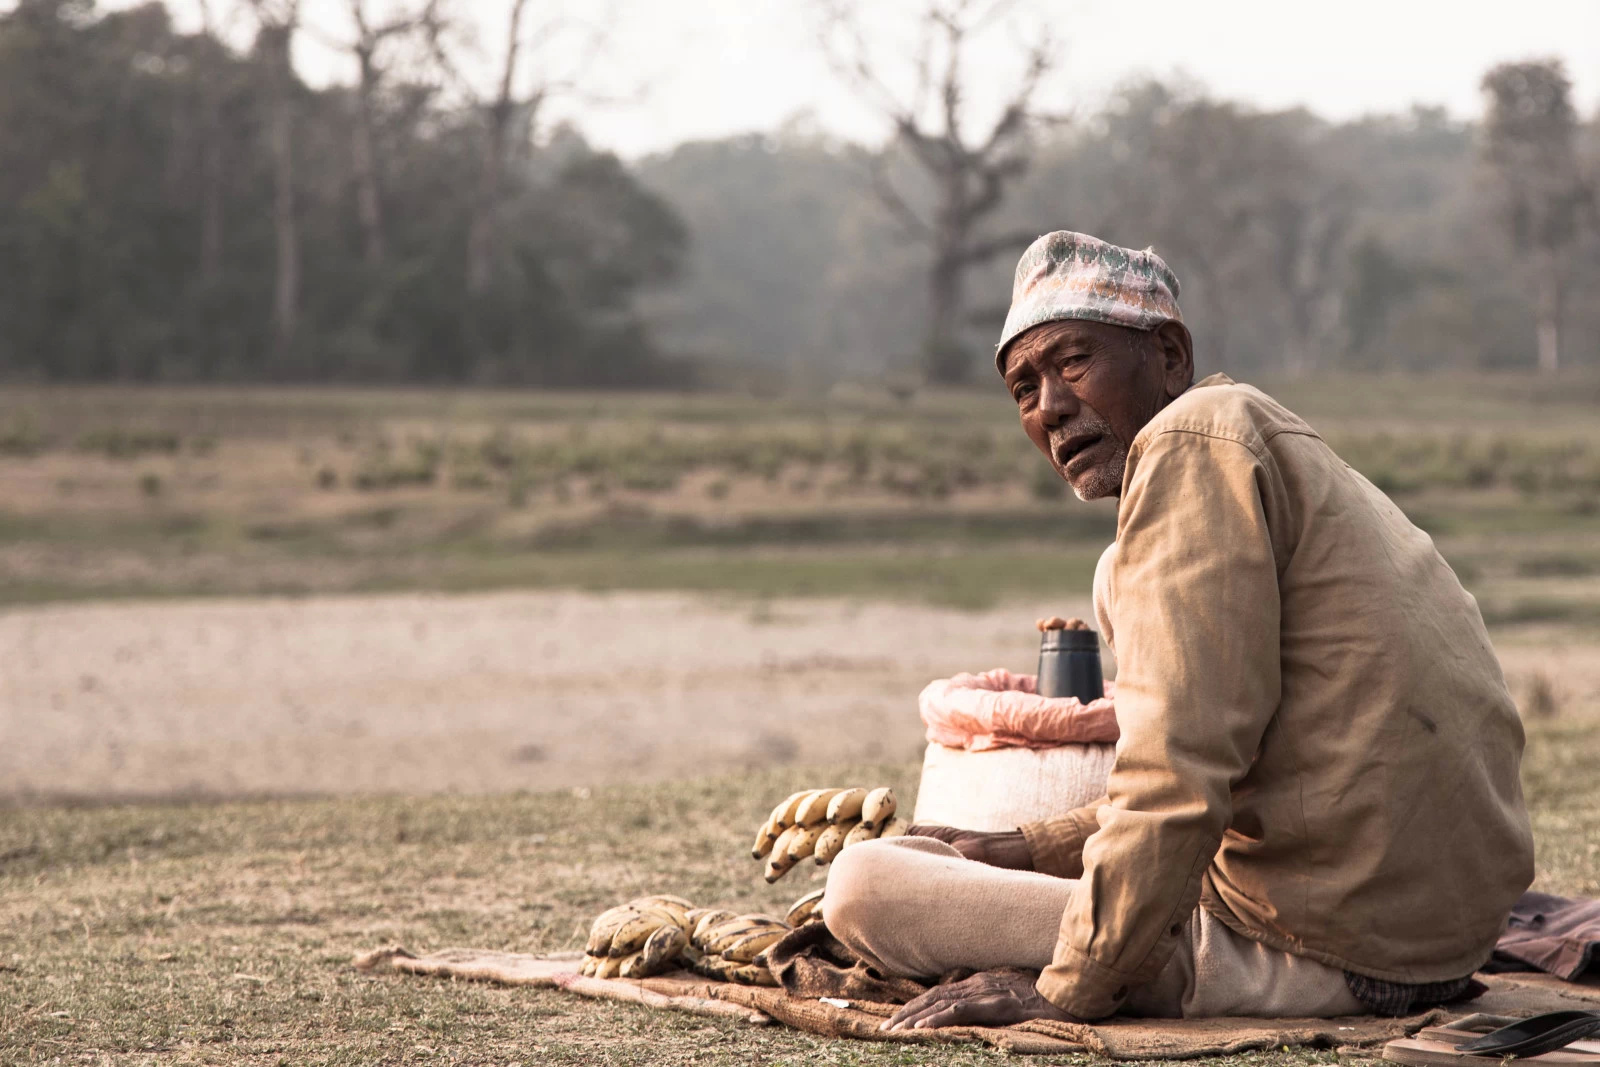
353 945 1600 1059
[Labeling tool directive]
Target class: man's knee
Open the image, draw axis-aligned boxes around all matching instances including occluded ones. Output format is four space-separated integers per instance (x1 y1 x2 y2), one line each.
822 839 897 943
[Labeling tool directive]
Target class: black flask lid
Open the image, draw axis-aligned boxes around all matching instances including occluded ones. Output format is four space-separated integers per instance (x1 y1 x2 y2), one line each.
1039 627 1099 651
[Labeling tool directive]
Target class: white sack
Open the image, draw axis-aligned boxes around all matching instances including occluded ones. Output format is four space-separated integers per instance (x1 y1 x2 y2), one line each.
912 741 1117 832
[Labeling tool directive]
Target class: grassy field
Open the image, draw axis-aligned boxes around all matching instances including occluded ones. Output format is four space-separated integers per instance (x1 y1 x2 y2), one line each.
1 375 1598 614
3 374 1599 1064
4 723 1598 1066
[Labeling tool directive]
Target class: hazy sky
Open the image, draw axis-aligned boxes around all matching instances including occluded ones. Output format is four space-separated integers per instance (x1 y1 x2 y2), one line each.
166 0 1600 158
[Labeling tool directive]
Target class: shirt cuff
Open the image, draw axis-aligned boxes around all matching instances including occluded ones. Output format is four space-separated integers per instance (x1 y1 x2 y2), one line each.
1019 800 1103 879
1036 941 1146 1020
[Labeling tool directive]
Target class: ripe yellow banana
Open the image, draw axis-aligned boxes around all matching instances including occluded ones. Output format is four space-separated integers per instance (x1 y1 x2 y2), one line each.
729 962 779 986
691 953 736 980
585 905 641 956
633 898 692 932
859 787 897 830
690 950 780 986
578 955 598 977
700 920 759 953
794 787 845 826
750 817 782 859
722 927 787 964
703 918 785 955
595 955 624 979
691 909 737 949
766 789 813 830
843 821 882 848
786 888 825 927
632 922 688 975
812 820 855 864
765 825 802 881
825 787 868 824
786 823 826 862
608 909 679 958
877 816 908 838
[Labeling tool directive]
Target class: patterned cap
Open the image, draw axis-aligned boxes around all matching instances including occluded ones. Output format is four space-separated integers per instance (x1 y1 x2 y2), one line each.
996 231 1183 373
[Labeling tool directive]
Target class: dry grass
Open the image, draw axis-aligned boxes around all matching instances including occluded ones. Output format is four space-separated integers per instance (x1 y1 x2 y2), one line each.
5 725 1595 1066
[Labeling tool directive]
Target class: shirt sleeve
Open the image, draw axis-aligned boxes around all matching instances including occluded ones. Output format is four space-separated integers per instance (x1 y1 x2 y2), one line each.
1020 800 1106 879
1035 429 1283 1020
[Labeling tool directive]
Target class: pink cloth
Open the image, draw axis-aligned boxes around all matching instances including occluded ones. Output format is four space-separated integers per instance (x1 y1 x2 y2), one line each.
918 668 1119 752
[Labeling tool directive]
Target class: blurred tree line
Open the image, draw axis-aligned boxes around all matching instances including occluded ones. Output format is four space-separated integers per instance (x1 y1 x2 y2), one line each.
1 0 1596 386
642 73 1600 384
0 0 687 383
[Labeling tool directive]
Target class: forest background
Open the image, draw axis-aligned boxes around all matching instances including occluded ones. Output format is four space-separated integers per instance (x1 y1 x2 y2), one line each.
4 0 1599 390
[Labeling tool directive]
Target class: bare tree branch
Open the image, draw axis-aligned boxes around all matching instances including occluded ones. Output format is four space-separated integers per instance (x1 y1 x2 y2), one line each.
867 154 933 241
816 0 1062 381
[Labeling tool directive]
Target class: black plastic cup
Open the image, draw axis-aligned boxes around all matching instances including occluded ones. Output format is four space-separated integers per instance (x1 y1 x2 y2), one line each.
1037 628 1104 702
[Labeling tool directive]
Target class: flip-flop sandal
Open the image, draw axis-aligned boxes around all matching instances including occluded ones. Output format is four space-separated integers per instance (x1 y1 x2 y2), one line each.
1385 1012 1600 1065
1455 1011 1600 1059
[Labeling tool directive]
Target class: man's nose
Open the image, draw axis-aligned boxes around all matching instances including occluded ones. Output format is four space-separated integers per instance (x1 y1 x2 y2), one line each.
1037 376 1079 428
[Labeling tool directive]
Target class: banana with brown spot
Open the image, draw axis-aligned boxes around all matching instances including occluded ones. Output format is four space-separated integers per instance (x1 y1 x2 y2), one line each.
794 788 845 826
786 888 825 926
812 820 856 864
825 788 868 824
859 787 897 831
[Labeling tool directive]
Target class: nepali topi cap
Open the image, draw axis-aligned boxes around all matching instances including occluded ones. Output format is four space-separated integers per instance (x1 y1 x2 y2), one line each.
996 231 1184 373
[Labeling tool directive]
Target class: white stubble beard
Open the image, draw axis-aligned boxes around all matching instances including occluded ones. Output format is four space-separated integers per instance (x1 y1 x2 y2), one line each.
1069 444 1127 501
1048 411 1127 501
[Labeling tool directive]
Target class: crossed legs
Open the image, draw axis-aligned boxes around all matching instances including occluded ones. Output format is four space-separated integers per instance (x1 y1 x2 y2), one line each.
823 836 1363 1019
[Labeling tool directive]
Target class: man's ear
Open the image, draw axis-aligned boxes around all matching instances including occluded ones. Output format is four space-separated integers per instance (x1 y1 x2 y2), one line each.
1155 321 1194 398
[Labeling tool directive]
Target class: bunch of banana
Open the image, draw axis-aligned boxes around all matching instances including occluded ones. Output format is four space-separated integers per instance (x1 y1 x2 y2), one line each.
578 894 695 979
751 786 906 882
687 911 787 986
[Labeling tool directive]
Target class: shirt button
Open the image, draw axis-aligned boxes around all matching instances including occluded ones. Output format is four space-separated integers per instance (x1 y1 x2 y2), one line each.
1170 923 1183 936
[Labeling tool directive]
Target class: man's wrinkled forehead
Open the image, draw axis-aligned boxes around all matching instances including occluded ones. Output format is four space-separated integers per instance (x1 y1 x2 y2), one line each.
1002 319 1142 378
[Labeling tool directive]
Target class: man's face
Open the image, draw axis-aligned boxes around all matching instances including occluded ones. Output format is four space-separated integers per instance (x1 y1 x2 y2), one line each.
1001 319 1192 501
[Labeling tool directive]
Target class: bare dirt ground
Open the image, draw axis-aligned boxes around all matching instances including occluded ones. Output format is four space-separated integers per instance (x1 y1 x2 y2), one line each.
6 589 1595 805
1 590 1095 802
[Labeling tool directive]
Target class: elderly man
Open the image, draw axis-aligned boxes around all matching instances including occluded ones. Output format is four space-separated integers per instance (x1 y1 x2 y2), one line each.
823 231 1534 1027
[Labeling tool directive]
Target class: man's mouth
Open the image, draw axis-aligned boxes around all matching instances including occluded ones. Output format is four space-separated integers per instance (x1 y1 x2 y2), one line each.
1053 433 1103 472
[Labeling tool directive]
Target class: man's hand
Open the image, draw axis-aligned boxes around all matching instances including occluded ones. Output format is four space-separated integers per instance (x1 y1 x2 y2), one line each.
882 968 1076 1032
906 825 1034 870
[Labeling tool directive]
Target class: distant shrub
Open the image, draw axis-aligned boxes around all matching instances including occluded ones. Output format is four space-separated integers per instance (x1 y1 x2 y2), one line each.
0 419 46 457
1510 466 1542 496
79 427 181 459
1516 554 1596 578
617 466 679 492
1520 671 1560 718
351 439 441 491
479 429 520 470
451 468 493 491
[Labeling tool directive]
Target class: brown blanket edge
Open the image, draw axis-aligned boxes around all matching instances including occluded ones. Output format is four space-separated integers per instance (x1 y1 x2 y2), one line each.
350 948 1600 1060
353 944 775 1027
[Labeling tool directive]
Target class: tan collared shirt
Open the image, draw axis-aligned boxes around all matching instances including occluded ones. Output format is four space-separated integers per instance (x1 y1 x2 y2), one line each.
1021 375 1534 1020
